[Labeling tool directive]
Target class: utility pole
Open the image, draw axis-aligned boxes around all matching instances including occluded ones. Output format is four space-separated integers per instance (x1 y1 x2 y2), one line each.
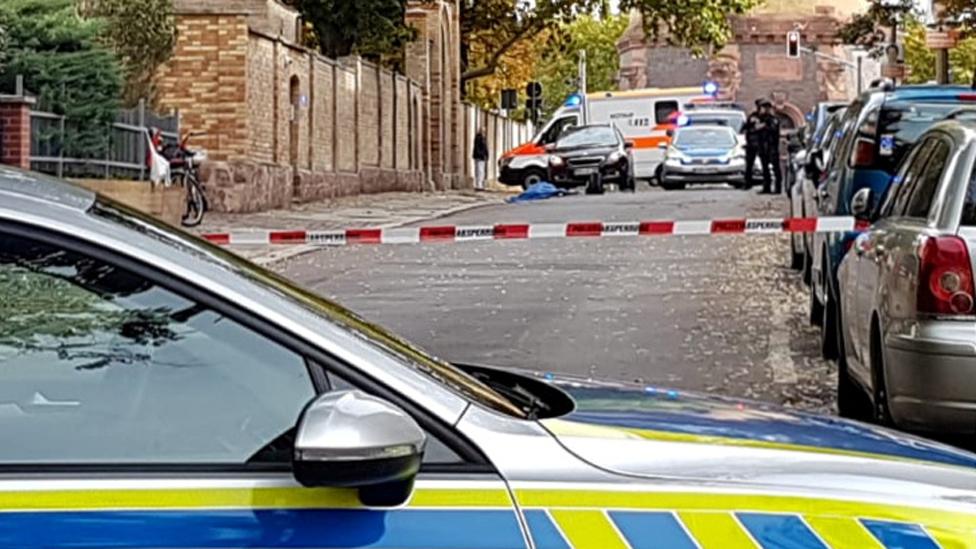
578 50 588 124
934 1 951 84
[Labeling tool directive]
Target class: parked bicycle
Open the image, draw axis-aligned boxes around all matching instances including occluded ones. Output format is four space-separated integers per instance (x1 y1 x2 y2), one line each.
150 129 209 227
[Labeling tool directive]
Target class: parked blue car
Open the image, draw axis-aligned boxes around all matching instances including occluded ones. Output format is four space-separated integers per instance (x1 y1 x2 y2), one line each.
809 83 976 360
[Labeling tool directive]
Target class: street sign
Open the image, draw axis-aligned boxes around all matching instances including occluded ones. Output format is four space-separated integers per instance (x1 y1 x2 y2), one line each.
526 82 542 99
882 63 910 80
925 29 958 49
500 89 518 110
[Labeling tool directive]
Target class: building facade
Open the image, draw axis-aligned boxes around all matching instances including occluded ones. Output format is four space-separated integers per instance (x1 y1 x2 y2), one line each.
617 2 876 129
155 0 527 213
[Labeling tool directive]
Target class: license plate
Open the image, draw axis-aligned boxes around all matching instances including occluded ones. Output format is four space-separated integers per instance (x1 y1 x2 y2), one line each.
574 167 598 176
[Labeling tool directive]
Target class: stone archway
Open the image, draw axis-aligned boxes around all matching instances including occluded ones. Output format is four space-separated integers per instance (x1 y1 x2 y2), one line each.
773 101 805 129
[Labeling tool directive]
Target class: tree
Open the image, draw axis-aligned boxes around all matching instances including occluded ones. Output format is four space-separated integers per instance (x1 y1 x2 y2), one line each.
462 0 761 85
288 0 415 70
902 15 976 84
465 31 550 116
536 14 629 117
0 0 122 157
83 0 177 107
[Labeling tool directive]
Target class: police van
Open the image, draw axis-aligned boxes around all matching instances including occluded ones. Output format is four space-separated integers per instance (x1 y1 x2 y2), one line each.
498 85 718 188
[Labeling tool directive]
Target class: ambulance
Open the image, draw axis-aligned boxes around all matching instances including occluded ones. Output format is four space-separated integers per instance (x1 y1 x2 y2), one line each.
498 84 719 188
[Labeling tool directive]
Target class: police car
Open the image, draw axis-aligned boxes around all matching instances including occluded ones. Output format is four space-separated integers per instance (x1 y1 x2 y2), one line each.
0 166 974 548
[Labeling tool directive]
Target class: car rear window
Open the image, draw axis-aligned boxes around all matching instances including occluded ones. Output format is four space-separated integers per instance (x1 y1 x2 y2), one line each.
876 101 964 172
674 127 736 148
686 112 745 133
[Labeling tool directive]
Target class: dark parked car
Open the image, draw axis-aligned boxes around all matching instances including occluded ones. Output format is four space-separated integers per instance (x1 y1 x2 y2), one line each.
809 83 976 362
546 125 634 194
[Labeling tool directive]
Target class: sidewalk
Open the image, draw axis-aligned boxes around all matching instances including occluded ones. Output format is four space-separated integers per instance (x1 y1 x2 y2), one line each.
191 188 513 265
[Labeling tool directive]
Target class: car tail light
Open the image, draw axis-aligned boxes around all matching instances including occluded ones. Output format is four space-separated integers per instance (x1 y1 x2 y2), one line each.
917 236 976 316
958 93 976 101
852 138 875 167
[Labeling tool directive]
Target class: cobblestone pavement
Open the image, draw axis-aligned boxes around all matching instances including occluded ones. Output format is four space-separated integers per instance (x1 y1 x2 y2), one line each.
190 189 513 264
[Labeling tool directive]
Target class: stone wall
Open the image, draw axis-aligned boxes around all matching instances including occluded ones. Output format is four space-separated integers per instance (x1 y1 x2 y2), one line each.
156 0 526 213
156 14 249 162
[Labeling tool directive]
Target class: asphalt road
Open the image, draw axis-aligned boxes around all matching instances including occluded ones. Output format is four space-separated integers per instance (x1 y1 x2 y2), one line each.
279 185 838 414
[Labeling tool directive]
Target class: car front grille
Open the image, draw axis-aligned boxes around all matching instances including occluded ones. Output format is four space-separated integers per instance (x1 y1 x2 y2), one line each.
567 156 604 168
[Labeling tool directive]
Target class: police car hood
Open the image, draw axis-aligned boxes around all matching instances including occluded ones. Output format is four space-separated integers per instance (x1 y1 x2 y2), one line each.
538 374 976 493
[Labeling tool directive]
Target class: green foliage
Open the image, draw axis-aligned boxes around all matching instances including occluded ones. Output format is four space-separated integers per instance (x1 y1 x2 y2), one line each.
837 0 913 54
537 14 629 117
902 16 976 85
0 0 122 158
85 0 177 107
288 0 415 70
462 0 761 85
618 0 762 57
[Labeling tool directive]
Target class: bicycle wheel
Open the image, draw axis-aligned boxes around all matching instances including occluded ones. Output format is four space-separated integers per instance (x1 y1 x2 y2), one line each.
181 174 206 227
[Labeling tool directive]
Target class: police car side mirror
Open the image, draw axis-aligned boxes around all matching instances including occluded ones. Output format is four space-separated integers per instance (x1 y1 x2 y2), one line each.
293 390 426 506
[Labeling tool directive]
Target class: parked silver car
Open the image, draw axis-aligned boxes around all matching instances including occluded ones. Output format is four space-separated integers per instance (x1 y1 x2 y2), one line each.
837 119 976 434
789 108 847 280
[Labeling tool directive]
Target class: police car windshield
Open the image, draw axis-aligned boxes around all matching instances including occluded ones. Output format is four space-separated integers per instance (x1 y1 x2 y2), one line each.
877 101 963 172
686 112 745 133
556 126 618 149
674 127 736 149
92 201 528 419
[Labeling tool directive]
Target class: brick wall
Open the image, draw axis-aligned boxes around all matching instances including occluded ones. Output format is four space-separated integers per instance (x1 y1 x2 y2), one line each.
312 58 334 172
158 0 526 212
645 47 710 88
157 14 249 161
0 96 34 169
248 36 275 163
359 62 380 167
738 43 822 119
335 66 357 172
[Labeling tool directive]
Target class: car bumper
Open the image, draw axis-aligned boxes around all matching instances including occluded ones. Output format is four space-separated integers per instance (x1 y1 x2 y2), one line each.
885 320 976 433
498 166 522 186
661 164 745 184
550 167 627 186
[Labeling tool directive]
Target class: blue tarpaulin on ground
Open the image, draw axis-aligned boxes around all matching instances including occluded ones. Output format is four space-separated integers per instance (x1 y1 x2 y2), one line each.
506 182 568 203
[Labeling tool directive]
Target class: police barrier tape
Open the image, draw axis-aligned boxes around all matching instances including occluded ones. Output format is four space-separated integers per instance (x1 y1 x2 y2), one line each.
202 216 866 246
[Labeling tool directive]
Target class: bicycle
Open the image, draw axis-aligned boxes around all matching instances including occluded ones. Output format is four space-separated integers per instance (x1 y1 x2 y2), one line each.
152 129 209 227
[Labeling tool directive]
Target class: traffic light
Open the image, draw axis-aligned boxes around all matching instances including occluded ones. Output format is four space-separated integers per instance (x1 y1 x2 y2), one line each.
787 31 800 58
501 89 518 110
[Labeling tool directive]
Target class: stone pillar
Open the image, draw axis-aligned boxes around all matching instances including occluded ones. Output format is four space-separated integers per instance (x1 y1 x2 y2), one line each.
0 95 36 170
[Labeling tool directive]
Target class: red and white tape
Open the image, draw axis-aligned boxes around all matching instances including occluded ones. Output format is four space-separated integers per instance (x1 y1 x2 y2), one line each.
202 216 865 246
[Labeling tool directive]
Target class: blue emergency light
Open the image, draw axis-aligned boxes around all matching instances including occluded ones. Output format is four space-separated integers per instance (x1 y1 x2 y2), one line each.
564 93 582 107
702 81 719 96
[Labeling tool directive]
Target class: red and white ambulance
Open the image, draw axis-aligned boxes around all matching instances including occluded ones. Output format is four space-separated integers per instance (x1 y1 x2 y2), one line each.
498 85 718 188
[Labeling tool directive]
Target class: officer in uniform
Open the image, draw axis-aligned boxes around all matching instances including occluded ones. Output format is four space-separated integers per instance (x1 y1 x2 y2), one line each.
743 99 767 190
759 99 783 194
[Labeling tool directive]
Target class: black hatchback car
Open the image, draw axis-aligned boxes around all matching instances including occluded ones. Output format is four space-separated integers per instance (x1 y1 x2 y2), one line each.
546 124 634 194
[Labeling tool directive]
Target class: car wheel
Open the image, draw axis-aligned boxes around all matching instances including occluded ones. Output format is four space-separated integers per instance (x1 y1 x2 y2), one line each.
521 169 546 190
585 176 605 195
809 284 824 327
821 287 839 360
836 304 871 420
870 321 894 426
790 236 803 270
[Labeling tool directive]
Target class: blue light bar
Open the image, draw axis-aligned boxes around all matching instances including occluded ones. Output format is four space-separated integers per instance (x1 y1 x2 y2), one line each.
564 93 582 107
702 81 719 96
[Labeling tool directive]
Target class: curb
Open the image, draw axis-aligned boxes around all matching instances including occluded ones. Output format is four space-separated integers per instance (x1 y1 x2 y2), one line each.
249 197 506 266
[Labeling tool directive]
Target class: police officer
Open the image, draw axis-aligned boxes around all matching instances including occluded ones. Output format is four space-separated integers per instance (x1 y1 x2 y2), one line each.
759 99 783 194
743 99 767 190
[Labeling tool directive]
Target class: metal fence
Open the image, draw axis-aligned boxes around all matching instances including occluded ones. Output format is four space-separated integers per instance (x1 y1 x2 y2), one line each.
30 100 179 180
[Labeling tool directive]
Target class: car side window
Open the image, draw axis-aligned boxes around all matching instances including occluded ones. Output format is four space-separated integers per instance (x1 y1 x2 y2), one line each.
327 372 464 465
541 116 577 144
654 100 679 124
0 231 316 465
904 139 951 219
889 138 937 217
847 108 879 169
